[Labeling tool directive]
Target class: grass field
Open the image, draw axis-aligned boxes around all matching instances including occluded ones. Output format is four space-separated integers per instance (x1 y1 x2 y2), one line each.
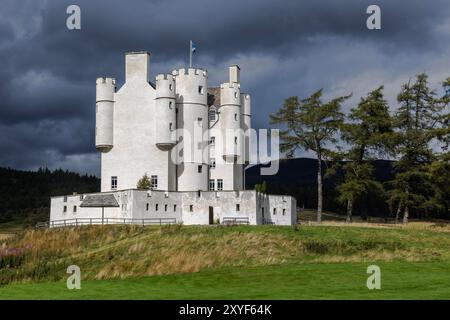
0 220 450 299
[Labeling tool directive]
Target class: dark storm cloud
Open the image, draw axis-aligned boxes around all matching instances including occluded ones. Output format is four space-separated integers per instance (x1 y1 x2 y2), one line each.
1 0 450 174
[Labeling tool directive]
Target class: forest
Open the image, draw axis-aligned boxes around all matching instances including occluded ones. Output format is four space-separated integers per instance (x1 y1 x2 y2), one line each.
268 73 450 222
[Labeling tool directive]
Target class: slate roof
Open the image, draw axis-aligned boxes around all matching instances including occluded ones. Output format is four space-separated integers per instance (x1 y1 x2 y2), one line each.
80 194 119 207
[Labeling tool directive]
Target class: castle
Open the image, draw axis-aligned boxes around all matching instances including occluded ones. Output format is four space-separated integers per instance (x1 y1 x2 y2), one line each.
50 51 296 226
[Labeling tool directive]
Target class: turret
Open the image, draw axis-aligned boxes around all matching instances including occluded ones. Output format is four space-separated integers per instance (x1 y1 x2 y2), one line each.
173 68 209 191
155 74 176 149
95 77 115 152
240 93 251 164
220 65 241 161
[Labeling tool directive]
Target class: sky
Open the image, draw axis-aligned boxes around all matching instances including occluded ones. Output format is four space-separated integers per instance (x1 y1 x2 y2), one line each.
1 0 450 176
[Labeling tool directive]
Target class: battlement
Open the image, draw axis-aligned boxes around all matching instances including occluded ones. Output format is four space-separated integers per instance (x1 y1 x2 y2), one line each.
220 82 240 89
96 77 116 85
172 68 207 77
156 74 175 81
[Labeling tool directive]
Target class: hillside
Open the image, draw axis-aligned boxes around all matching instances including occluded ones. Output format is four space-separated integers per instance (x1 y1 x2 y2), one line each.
0 167 99 225
1 223 450 299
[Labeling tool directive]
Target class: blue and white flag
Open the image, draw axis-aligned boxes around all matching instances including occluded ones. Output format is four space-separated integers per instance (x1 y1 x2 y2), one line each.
190 40 196 53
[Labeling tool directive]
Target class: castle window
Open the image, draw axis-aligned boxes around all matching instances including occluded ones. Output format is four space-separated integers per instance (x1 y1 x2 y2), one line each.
283 209 286 215
169 123 173 131
169 84 173 91
146 203 149 211
174 204 177 212
198 165 202 173
73 206 77 213
198 86 204 94
273 208 277 215
111 176 117 190
189 205 193 212
209 179 215 191
165 204 168 212
209 158 216 169
197 117 203 127
234 113 238 121
234 92 238 98
169 101 173 109
234 137 238 144
63 195 68 202
79 194 84 201
217 179 223 191
151 175 158 190
155 204 159 211
63 206 67 213
209 110 216 121
236 204 240 212
209 136 215 146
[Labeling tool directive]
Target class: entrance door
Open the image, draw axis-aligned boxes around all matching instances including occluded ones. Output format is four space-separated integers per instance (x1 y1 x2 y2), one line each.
209 206 214 224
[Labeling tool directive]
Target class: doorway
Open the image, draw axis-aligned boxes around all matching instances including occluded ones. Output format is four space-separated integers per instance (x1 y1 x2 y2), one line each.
209 206 214 224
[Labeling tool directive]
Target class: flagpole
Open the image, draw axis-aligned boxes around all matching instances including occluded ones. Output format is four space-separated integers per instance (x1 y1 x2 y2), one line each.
189 40 192 68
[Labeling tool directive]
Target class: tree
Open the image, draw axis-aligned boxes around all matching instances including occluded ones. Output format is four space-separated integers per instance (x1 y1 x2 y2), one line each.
270 90 350 222
335 86 392 222
390 74 443 223
136 174 151 190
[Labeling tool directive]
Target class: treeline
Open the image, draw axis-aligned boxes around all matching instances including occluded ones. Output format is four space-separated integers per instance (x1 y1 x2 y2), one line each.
0 167 99 225
270 73 450 223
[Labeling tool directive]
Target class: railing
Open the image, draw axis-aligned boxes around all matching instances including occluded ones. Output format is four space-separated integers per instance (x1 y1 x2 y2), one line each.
262 219 275 225
41 217 177 228
222 217 250 225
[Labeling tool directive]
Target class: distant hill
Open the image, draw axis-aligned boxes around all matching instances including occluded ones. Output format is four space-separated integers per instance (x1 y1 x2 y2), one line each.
246 158 395 217
0 167 99 225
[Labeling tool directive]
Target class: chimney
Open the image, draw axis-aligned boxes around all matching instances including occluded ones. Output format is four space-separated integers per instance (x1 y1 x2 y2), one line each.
229 65 240 83
125 51 149 82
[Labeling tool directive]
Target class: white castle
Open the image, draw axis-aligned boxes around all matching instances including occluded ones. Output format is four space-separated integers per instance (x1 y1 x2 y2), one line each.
50 51 296 226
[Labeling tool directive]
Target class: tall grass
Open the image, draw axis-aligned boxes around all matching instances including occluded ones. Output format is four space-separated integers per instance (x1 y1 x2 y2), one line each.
1 223 449 285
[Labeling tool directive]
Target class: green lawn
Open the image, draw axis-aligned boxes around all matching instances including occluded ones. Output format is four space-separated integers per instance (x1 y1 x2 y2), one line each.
1 261 450 299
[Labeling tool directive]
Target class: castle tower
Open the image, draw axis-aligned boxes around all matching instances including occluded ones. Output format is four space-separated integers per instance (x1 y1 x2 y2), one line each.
173 68 209 191
240 93 251 165
95 77 115 152
155 74 176 149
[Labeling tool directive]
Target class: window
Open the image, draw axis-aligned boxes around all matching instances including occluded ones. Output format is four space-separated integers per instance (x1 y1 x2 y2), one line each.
209 136 215 146
146 203 149 211
165 204 168 212
234 136 238 144
234 113 238 121
79 194 84 201
155 204 159 211
151 175 158 189
198 86 204 94
169 84 173 91
169 123 173 131
189 205 193 212
169 101 173 109
209 110 216 121
209 158 216 169
198 165 202 173
217 179 223 191
63 206 67 213
197 117 203 127
73 206 77 213
236 204 240 211
174 204 177 212
282 209 286 215
234 91 238 98
209 179 215 191
111 176 117 190
273 208 277 215
63 195 68 202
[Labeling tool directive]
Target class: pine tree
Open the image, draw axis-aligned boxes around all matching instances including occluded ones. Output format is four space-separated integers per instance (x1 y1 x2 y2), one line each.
335 86 392 222
390 74 443 223
136 174 151 190
270 89 350 222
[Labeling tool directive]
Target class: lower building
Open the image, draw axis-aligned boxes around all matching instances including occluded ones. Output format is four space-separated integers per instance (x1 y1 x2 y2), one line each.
49 190 297 226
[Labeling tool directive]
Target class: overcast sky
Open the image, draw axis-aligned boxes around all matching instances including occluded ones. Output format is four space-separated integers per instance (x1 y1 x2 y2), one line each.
1 0 450 176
